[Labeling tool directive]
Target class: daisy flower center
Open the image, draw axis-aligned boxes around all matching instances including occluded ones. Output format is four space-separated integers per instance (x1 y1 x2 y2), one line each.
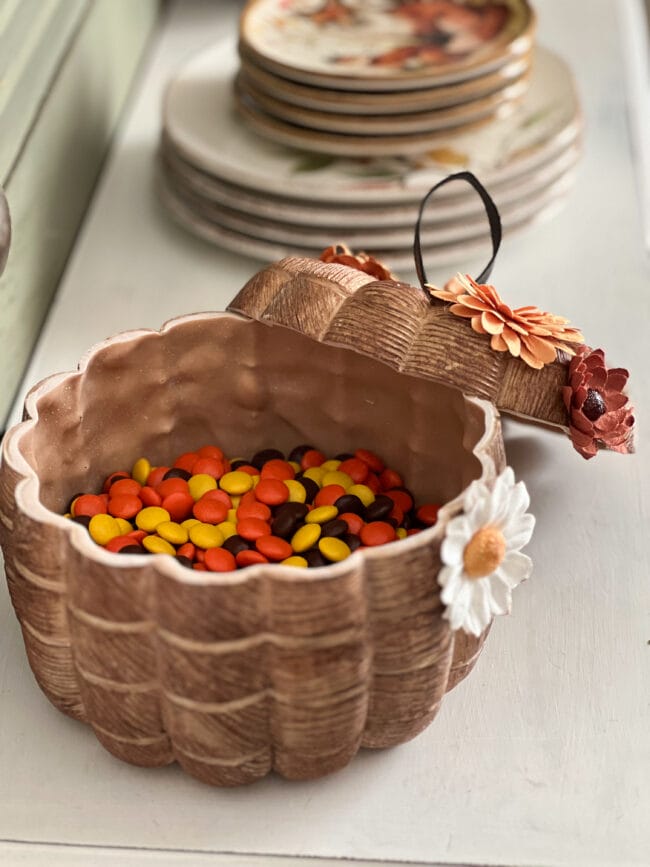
463 526 506 579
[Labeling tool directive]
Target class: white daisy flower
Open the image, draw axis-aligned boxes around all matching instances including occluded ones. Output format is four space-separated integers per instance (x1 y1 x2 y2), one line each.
437 467 535 637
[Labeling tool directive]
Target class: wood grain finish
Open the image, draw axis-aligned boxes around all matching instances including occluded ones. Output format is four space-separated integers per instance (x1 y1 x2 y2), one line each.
0 259 505 785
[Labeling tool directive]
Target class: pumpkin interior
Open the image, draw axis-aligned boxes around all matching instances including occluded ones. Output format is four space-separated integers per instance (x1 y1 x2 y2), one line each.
19 315 488 513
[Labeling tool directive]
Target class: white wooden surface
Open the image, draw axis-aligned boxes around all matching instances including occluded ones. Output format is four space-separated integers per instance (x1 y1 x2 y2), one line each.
1 1 649 865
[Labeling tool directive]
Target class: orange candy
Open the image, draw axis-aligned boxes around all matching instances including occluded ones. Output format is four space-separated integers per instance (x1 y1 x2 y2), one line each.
174 452 198 473
354 448 384 473
155 477 189 498
379 468 403 490
237 501 272 522
336 458 369 484
255 478 289 506
236 549 269 567
146 466 169 488
105 535 141 553
107 476 138 497
260 459 294 481
365 473 381 494
360 521 396 546
140 486 162 507
416 504 440 526
176 542 196 561
127 529 147 543
161 491 194 522
204 547 236 572
108 494 142 520
193 497 228 524
192 457 226 479
314 484 346 507
300 449 325 469
385 489 413 513
255 535 292 561
232 463 258 476
102 471 130 493
237 517 271 541
339 512 364 535
201 489 232 508
197 445 224 460
72 494 106 518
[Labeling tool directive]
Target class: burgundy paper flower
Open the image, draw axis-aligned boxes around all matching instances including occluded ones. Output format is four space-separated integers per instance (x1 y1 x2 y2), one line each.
562 346 635 459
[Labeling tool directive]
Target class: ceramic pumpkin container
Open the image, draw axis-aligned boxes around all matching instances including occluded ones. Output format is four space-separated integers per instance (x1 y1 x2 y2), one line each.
0 178 634 786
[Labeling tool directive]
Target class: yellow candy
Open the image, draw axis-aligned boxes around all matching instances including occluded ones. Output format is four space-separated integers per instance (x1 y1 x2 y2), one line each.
136 506 170 532
188 473 217 500
217 520 237 540
143 535 176 556
281 555 308 568
156 521 188 546
131 457 151 486
348 484 375 507
320 459 341 472
284 479 306 503
306 505 338 524
219 470 253 495
303 466 325 486
182 518 200 529
291 523 321 553
396 527 407 540
318 537 351 562
227 508 238 524
115 518 133 535
230 496 241 509
189 522 224 549
322 470 353 490
89 514 121 546
288 461 301 473
251 475 260 488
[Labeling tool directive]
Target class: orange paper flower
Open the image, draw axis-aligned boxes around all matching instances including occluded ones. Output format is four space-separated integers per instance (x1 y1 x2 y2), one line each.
428 273 585 369
320 244 397 281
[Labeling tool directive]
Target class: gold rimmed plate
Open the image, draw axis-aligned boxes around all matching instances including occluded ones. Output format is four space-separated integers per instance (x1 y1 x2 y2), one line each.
240 0 535 91
236 68 530 136
239 50 532 115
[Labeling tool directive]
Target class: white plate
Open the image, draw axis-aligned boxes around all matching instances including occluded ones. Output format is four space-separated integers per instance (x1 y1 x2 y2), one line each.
160 134 582 229
157 170 572 275
240 0 535 91
160 159 577 249
163 39 582 205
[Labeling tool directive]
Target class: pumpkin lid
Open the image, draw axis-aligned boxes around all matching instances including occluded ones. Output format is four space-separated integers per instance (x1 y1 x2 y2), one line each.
228 173 634 461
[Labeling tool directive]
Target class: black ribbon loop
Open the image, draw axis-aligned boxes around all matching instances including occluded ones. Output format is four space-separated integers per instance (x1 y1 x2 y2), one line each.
413 170 502 291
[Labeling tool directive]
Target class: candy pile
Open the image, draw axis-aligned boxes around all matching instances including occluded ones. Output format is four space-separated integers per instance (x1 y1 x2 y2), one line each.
65 444 440 571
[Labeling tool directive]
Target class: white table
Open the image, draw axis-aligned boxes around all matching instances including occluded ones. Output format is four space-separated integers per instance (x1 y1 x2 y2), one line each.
1 1 649 865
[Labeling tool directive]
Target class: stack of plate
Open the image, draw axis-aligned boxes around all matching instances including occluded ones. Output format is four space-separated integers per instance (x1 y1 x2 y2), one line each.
236 0 536 157
159 35 582 272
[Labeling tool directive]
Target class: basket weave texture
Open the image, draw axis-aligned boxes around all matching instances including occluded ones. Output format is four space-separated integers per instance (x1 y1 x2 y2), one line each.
0 257 504 785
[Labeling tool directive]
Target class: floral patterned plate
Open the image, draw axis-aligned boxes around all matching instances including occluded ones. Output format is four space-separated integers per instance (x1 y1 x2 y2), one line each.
240 0 535 91
162 39 581 204
235 68 530 136
238 50 531 115
160 135 581 228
